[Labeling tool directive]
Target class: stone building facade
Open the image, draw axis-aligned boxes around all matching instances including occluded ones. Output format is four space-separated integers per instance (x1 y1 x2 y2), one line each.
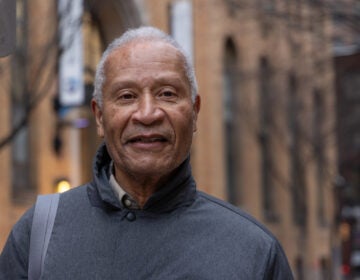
0 0 338 278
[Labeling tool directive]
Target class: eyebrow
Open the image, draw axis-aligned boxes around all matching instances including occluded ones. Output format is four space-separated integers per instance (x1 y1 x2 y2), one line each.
109 75 188 93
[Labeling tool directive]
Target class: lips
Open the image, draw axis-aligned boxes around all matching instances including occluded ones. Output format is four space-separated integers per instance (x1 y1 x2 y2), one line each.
128 135 168 144
124 132 171 152
125 135 169 153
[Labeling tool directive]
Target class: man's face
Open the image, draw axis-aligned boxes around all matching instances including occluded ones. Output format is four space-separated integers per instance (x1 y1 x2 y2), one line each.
92 40 200 182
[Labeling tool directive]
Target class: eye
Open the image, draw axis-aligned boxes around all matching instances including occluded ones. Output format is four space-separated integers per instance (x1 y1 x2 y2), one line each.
158 88 177 100
118 91 136 102
121 93 135 99
162 91 174 97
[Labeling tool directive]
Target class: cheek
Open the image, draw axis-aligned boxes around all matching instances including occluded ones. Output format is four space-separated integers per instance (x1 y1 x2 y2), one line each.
172 107 195 139
102 109 128 137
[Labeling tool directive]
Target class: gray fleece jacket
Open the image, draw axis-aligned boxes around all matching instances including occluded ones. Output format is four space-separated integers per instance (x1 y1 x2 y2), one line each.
0 144 293 279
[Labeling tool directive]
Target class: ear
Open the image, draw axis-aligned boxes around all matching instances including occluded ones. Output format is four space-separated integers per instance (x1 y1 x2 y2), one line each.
91 98 105 138
192 95 201 133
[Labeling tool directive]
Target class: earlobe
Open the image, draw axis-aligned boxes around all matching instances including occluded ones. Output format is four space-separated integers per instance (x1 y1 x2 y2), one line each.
194 95 201 114
192 95 201 132
91 99 105 138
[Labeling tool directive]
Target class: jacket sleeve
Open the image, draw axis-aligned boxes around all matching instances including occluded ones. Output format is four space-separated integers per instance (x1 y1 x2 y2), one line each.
0 207 34 280
264 240 294 280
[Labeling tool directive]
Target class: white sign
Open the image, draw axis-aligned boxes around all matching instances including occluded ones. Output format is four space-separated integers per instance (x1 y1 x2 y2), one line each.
58 0 84 107
170 0 193 63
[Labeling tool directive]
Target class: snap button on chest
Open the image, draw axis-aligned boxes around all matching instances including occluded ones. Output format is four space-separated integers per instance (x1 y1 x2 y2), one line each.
126 212 136 222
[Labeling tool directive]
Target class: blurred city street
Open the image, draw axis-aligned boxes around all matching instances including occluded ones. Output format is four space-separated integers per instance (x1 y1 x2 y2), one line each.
0 0 359 279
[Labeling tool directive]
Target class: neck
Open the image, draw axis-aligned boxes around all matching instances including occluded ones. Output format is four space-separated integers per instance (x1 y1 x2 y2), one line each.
114 168 171 208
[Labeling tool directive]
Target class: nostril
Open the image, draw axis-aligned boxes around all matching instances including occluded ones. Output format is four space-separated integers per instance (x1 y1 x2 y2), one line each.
133 105 165 125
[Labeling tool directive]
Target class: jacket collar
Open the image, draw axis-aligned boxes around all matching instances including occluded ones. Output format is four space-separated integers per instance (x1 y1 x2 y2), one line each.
88 143 197 213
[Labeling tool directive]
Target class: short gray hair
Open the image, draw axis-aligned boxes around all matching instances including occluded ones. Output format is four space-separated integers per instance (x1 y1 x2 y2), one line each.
93 26 198 107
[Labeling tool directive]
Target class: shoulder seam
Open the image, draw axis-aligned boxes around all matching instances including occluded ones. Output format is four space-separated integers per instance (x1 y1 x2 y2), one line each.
9 231 28 269
198 191 276 240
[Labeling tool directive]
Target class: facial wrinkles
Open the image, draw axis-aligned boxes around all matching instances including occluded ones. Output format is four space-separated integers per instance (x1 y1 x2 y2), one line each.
95 40 199 203
124 98 184 146
104 42 190 97
103 94 175 153
103 41 194 149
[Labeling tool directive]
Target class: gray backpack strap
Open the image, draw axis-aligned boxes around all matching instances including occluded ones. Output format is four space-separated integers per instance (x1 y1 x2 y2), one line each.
28 193 60 280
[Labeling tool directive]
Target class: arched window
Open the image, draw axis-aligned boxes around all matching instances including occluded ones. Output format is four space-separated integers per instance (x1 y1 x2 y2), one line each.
295 256 304 280
313 89 326 225
222 38 240 205
288 73 307 226
259 57 276 220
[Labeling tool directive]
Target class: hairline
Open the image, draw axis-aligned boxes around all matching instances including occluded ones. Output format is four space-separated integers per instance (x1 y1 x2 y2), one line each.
93 27 198 107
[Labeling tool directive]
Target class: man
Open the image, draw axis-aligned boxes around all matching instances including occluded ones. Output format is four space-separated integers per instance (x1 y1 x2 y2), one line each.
0 26 293 279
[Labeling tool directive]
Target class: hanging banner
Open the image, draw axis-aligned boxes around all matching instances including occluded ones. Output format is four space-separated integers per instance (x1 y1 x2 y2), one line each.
170 0 193 63
58 0 84 107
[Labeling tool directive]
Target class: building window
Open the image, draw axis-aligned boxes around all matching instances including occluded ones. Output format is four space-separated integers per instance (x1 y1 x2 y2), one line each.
222 38 240 205
288 73 307 227
11 0 34 203
295 256 304 280
313 89 326 226
258 0 276 38
320 257 331 280
259 0 276 12
259 57 277 220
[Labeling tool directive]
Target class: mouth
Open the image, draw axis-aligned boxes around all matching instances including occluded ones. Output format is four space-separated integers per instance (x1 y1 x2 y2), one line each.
127 135 168 144
126 134 169 152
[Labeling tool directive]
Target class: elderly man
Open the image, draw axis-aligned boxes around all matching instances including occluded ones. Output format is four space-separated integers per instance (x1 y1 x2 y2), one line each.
0 26 293 279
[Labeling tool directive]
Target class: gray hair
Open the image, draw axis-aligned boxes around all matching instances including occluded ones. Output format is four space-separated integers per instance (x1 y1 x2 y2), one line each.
93 26 198 107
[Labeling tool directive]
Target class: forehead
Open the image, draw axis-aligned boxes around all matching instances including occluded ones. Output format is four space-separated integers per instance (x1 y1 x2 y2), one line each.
104 40 186 75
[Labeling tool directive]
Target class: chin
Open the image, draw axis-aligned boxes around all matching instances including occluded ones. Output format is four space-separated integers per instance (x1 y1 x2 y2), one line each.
129 155 181 176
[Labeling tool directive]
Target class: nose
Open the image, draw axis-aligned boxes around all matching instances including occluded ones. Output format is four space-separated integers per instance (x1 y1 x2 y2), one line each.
132 93 165 125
